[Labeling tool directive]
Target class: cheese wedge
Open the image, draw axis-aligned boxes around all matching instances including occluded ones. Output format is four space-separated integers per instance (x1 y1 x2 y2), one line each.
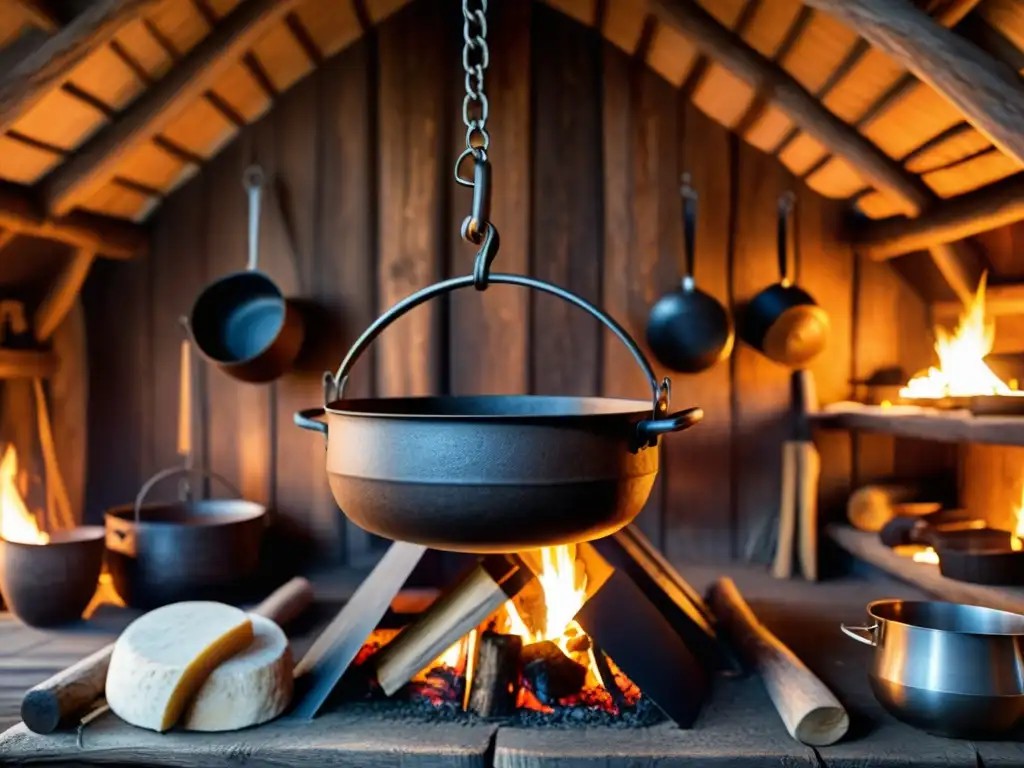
181 613 293 731
106 601 253 732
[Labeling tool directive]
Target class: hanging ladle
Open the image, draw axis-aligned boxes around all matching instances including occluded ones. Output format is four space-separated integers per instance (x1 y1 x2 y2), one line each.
646 174 734 374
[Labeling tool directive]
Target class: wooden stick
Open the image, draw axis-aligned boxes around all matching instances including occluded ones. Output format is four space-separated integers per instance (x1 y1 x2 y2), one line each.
801 0 1024 169
35 247 95 343
20 576 314 734
177 339 191 459
709 577 849 746
32 378 73 530
374 556 533 697
796 441 821 582
772 442 798 580
466 631 521 718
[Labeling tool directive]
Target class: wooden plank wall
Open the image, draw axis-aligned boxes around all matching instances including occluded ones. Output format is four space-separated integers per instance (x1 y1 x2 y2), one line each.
80 0 929 571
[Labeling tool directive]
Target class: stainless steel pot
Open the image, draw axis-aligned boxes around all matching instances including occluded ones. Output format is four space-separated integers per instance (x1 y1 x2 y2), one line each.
842 599 1024 738
294 271 703 553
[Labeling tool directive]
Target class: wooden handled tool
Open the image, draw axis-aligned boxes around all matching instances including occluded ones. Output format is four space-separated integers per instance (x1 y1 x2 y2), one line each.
709 576 848 746
20 576 314 735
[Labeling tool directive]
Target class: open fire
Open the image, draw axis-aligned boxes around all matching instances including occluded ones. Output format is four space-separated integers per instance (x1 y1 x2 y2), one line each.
353 544 642 719
0 445 48 545
900 273 1022 400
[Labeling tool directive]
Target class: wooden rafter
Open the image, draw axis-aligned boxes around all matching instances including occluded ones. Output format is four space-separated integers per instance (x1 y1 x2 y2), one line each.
9 1 60 32
933 282 1024 318
651 0 932 216
0 185 146 258
43 0 306 216
652 0 981 303
35 246 96 342
855 173 1024 260
0 0 157 135
802 0 1024 168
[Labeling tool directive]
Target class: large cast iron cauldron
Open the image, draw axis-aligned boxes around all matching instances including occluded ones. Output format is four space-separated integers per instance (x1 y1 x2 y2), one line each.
295 272 702 553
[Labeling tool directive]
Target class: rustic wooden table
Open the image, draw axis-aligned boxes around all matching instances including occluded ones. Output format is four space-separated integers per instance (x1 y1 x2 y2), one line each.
1 563 1022 767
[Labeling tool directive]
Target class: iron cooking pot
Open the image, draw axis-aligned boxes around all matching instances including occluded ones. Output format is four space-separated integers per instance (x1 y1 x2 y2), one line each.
841 599 1024 738
295 273 703 553
105 467 267 609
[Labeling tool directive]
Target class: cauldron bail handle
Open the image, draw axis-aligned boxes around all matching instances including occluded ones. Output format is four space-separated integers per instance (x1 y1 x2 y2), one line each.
324 273 671 416
132 466 243 525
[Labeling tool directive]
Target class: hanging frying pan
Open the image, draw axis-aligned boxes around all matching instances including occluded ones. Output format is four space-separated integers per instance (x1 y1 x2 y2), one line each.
646 174 734 373
739 192 829 368
189 165 304 384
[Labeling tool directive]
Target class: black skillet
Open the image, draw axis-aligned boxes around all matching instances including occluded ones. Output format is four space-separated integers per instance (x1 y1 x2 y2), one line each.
646 174 734 374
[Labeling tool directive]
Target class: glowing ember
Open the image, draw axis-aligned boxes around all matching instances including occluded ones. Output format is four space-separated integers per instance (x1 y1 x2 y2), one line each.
0 445 47 545
900 273 1023 399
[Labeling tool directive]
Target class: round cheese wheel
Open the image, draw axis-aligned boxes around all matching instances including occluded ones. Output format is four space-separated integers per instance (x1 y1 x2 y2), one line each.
181 613 293 731
106 601 254 732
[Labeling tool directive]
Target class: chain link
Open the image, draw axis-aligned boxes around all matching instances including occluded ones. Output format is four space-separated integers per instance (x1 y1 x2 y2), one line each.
459 0 490 162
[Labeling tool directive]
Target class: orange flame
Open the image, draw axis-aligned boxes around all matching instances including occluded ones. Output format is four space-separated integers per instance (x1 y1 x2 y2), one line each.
0 445 47 545
1011 486 1024 552
912 547 939 564
900 273 1022 399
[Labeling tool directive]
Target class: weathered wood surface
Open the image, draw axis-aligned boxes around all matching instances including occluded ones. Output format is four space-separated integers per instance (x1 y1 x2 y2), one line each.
813 402 1024 447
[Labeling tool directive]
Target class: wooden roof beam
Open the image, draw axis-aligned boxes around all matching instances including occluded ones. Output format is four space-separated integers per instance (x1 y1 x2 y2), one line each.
43 0 305 217
802 0 1024 169
9 1 61 32
0 0 158 135
651 0 933 217
652 0 980 304
0 184 146 258
854 173 1024 260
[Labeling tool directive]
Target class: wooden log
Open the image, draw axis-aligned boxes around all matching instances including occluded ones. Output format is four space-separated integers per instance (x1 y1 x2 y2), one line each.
34 247 96 342
0 185 146 259
521 641 586 705
650 0 933 216
466 631 521 718
374 555 534 697
708 576 849 746
0 0 158 134
801 0 1024 168
19 577 314 735
855 173 1024 261
44 0 306 216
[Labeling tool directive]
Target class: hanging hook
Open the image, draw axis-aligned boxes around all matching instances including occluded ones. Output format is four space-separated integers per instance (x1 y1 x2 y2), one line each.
472 223 500 290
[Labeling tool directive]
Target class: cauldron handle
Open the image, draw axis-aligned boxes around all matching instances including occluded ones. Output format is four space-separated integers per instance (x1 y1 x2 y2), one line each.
132 467 243 525
325 273 672 418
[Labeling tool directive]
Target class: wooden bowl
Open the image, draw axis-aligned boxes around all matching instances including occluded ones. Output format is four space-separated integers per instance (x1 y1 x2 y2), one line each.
0 527 105 627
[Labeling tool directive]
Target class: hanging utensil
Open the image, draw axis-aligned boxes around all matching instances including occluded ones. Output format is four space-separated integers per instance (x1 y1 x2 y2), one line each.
293 1 703 553
646 174 734 373
188 165 304 384
739 192 829 368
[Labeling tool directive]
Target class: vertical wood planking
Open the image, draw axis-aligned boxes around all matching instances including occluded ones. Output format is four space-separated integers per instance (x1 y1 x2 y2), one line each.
530 2 603 397
799 189 853 520
318 38 380 566
731 139 793 562
960 444 1024 532
449 0 530 397
50 300 88 525
376 0 448 398
665 99 734 563
600 54 680 549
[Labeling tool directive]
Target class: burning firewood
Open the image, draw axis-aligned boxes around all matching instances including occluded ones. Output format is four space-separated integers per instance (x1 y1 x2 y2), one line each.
521 640 587 705
466 631 521 717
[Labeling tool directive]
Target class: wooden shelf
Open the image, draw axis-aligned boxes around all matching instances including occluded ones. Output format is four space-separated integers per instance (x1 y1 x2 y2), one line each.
0 349 56 379
828 524 1024 615
810 401 1024 446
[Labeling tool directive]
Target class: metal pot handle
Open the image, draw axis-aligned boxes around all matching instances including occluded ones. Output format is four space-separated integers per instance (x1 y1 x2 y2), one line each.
840 622 878 646
243 165 264 272
295 407 328 437
132 466 243 524
325 272 674 419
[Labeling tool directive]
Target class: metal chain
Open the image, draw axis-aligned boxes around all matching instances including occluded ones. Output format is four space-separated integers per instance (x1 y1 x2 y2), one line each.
454 0 498 290
459 0 490 166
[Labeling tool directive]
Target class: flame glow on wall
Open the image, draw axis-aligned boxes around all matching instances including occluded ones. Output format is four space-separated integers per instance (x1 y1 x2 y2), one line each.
900 273 1021 399
0 445 48 545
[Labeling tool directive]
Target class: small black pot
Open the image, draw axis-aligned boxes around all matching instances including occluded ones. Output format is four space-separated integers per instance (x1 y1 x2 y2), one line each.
740 193 829 368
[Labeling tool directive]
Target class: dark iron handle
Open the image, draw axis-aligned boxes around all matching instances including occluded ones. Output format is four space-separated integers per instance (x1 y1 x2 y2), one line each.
327 273 671 416
636 407 704 448
680 174 698 289
294 407 328 438
133 466 242 524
